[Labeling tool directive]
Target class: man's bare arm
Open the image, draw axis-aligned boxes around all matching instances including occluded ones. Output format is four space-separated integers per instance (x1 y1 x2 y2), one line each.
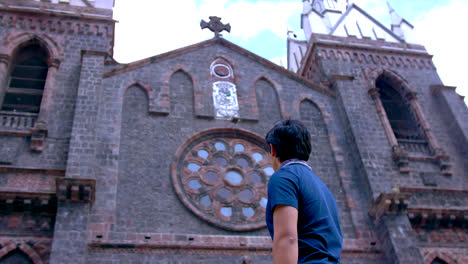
273 205 298 264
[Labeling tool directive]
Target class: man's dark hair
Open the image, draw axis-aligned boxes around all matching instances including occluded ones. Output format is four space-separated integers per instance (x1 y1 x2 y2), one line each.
265 119 311 162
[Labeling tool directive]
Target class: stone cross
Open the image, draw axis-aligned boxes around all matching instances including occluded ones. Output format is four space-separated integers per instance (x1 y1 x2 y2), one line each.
200 16 231 37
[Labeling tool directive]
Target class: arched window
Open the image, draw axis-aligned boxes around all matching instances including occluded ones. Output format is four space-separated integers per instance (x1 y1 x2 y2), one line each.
377 77 422 140
1 42 49 113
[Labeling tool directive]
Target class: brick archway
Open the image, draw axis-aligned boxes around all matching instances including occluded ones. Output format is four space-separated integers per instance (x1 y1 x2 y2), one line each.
0 242 43 264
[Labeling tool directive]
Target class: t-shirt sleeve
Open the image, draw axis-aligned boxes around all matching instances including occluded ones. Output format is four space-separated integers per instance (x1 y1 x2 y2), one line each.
267 170 299 211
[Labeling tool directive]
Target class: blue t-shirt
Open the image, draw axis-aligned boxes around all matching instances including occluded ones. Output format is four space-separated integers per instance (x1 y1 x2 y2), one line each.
266 163 343 263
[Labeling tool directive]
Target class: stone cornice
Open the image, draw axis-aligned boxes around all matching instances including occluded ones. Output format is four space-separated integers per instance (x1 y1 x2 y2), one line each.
0 0 113 20
0 9 115 38
0 165 65 176
299 39 434 76
88 233 383 259
431 84 457 96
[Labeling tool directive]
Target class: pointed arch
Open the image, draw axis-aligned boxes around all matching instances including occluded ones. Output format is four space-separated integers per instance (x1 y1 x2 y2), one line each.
365 67 449 173
1 40 50 113
169 69 195 117
120 80 153 104
254 76 283 120
0 32 62 62
161 65 198 115
0 242 43 264
423 250 459 264
376 74 423 141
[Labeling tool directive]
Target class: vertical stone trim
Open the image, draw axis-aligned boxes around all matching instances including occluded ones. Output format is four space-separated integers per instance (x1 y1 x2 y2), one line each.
405 92 440 154
31 58 61 141
376 215 424 264
368 88 398 148
36 59 61 126
49 51 105 264
0 54 10 108
49 204 90 264
65 51 104 178
368 87 410 172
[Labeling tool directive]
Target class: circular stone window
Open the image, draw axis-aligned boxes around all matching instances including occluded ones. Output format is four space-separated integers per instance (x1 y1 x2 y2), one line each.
171 129 272 231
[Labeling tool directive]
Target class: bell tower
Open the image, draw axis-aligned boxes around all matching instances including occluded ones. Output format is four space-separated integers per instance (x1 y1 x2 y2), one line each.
289 1 468 263
0 1 114 263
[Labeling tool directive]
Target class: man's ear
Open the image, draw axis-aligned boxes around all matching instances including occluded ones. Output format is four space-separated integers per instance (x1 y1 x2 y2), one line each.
270 144 277 157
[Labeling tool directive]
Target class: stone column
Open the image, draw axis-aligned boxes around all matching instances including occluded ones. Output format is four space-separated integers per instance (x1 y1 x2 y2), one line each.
368 88 398 148
30 58 60 152
369 87 409 172
405 92 440 153
35 58 61 131
0 54 10 108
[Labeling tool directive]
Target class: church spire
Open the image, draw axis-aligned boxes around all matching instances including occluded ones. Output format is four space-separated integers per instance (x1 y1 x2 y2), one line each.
387 1 416 43
387 1 402 26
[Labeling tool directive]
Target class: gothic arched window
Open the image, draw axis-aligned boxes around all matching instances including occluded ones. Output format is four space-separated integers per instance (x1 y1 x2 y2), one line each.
376 77 423 141
1 43 49 113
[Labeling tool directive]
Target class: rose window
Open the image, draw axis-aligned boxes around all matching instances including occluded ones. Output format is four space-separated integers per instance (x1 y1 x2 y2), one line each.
171 129 273 231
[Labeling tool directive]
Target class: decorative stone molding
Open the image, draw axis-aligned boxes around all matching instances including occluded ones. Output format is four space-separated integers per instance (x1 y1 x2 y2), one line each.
0 12 114 38
0 190 56 212
431 85 457 96
314 46 434 70
329 74 354 87
171 128 271 231
55 178 96 204
0 32 62 59
0 111 38 137
29 123 47 152
408 207 468 229
421 248 468 264
0 242 44 264
392 146 410 173
364 68 451 175
88 233 383 259
0 53 10 65
368 188 411 224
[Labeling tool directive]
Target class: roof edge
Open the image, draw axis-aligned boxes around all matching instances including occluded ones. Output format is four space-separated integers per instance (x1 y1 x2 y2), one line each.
104 37 335 97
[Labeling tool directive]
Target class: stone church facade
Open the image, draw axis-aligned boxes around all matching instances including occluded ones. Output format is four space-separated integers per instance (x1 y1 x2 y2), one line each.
0 0 466 263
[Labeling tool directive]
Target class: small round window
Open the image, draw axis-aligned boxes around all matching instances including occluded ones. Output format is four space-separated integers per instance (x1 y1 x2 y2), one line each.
172 129 271 231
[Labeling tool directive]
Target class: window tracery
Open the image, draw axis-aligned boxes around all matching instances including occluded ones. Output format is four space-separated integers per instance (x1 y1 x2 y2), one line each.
172 129 272 231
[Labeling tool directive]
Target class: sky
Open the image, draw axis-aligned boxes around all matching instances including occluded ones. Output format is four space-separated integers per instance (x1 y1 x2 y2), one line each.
112 0 468 103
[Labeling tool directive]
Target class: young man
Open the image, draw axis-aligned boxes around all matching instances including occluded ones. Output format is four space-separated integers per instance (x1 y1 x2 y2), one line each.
265 119 342 263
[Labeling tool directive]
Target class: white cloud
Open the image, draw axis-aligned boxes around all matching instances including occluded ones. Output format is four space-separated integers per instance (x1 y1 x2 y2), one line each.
197 0 300 40
270 55 287 68
113 0 300 63
413 0 468 102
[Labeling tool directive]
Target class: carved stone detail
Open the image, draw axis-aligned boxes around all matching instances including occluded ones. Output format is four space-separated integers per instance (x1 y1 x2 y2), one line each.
369 189 411 224
56 178 96 204
200 16 231 37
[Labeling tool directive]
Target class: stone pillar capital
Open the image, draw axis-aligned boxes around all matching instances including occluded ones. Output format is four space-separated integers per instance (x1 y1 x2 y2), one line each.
0 54 10 66
47 58 61 69
368 87 380 99
405 91 418 101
